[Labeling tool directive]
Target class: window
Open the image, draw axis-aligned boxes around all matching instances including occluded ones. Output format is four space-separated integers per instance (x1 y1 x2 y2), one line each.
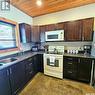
0 18 20 52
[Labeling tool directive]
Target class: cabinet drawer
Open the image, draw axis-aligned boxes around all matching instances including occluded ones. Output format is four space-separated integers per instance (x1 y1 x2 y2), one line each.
64 61 77 69
64 56 78 63
63 69 77 79
80 58 92 64
25 70 34 82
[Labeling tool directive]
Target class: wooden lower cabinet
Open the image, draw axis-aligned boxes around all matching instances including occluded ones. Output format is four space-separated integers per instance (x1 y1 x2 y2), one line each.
0 54 43 95
63 56 92 83
37 54 44 73
63 56 78 80
0 68 11 95
9 61 25 95
0 61 25 95
77 58 92 83
25 56 38 82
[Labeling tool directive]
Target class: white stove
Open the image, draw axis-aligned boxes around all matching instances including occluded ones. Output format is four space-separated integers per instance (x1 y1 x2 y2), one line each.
44 46 64 79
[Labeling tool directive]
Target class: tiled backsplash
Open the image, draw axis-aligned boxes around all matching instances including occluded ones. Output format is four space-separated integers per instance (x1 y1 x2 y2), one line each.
20 43 32 52
0 43 32 58
45 42 92 51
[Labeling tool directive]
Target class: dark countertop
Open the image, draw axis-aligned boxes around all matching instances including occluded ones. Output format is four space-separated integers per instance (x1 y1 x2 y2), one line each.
45 52 95 59
0 51 95 70
0 51 44 70
63 53 95 59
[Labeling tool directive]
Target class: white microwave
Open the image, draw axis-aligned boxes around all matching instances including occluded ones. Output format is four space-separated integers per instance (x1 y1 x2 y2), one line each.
45 30 64 41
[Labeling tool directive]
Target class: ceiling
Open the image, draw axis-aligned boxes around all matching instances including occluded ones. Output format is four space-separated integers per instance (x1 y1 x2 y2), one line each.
11 0 95 17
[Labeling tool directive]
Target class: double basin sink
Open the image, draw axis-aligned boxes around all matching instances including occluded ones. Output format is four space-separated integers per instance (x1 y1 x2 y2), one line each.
0 58 18 66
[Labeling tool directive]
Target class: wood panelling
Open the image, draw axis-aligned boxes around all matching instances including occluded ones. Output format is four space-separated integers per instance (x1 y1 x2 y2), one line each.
11 0 95 17
31 26 40 42
82 18 94 41
64 20 82 41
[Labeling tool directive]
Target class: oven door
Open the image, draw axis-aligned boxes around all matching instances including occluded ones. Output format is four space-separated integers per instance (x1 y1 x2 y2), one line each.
44 54 63 78
44 56 63 72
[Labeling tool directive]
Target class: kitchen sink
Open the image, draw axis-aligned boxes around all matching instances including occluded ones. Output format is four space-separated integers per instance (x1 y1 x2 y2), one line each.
0 64 3 66
0 58 18 65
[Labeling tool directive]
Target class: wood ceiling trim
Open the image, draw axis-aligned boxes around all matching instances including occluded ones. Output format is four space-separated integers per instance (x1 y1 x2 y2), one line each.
11 0 95 17
30 0 95 17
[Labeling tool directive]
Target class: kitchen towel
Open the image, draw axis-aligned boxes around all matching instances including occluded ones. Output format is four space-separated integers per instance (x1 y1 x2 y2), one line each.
49 56 55 63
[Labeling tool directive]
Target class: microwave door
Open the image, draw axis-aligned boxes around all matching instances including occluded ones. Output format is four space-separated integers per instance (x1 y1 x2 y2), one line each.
45 31 58 41
45 30 64 41
47 35 59 41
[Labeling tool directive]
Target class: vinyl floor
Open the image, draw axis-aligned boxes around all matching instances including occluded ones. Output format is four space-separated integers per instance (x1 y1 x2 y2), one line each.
19 73 95 95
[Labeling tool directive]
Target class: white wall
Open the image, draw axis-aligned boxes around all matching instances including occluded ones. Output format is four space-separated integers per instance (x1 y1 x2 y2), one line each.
0 4 33 57
33 3 95 25
0 5 33 24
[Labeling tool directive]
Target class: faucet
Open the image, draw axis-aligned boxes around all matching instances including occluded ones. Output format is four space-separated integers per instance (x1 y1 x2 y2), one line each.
54 48 58 53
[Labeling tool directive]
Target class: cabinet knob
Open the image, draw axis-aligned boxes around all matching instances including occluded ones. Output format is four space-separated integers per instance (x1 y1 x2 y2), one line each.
7 70 9 76
68 62 72 65
82 37 84 41
10 68 12 74
29 63 32 66
29 71 33 74
78 59 80 63
67 58 73 61
68 71 72 74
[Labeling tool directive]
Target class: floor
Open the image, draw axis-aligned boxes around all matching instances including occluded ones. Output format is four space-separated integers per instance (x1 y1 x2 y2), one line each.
19 73 95 95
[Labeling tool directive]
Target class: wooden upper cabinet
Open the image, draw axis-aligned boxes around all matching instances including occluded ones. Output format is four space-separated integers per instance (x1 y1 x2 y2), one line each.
39 25 46 33
45 22 64 31
64 20 82 41
31 26 40 42
56 22 64 30
45 24 55 31
82 18 94 41
25 24 31 42
19 23 31 43
39 25 46 42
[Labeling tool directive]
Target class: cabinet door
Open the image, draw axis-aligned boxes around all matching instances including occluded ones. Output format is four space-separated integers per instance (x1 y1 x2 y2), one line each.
19 23 31 43
56 22 64 30
45 24 55 31
32 55 38 74
25 24 31 42
37 54 44 72
10 61 25 95
31 26 40 42
78 58 92 83
25 57 35 82
39 25 46 42
82 18 94 41
0 68 11 95
64 20 82 41
63 56 78 79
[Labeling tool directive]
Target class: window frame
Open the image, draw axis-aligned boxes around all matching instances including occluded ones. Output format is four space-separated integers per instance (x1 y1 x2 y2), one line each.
0 17 20 53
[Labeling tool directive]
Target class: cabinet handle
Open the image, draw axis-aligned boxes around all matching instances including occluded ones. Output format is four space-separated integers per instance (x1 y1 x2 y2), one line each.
28 58 32 61
29 63 32 66
7 70 9 76
14 88 20 94
67 58 73 60
82 37 84 41
68 71 72 74
68 62 72 65
29 71 33 74
10 68 12 74
78 59 80 63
